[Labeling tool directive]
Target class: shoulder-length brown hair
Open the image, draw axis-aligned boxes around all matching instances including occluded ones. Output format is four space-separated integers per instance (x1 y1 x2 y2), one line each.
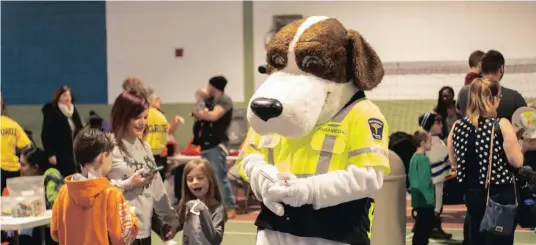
51 85 75 105
177 159 225 226
110 90 149 155
467 78 500 127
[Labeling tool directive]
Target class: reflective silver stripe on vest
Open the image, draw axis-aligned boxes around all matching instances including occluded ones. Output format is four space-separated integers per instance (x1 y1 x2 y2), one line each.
267 149 275 165
315 98 365 174
262 136 275 164
316 135 337 174
348 147 389 158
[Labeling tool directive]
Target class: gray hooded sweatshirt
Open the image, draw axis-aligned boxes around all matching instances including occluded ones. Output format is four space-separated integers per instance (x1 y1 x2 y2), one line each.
107 135 176 239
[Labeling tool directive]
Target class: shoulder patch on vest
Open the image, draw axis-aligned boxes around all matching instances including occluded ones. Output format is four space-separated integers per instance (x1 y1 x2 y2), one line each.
368 118 384 140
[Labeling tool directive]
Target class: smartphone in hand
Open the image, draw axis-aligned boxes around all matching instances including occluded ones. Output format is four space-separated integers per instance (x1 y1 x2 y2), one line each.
141 166 164 178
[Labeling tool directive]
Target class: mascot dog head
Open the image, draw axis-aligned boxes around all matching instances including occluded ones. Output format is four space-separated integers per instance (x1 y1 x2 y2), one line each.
248 16 384 138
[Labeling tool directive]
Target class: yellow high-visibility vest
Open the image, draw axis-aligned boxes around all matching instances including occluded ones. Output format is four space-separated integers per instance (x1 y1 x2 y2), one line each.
237 97 390 180
236 94 390 240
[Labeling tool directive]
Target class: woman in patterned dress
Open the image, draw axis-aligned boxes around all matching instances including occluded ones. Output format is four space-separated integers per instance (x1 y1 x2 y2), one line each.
447 78 524 245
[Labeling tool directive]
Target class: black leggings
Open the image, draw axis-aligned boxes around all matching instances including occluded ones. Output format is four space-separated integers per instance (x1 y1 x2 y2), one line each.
464 186 518 245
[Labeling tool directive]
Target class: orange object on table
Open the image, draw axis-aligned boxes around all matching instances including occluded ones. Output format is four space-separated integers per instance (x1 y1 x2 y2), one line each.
181 139 201 156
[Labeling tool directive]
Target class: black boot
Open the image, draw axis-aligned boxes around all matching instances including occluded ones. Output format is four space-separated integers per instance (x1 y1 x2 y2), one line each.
430 214 453 240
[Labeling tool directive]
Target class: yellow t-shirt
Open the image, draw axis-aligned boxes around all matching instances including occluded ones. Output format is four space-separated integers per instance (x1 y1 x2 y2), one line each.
146 107 169 155
1 115 32 171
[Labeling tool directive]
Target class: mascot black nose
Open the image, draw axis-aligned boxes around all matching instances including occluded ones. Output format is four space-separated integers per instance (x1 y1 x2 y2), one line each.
250 98 283 122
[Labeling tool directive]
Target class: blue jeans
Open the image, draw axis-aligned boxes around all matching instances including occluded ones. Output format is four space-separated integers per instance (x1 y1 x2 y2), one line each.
202 146 235 208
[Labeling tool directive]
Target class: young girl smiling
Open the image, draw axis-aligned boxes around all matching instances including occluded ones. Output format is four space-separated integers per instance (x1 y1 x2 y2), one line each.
177 159 227 245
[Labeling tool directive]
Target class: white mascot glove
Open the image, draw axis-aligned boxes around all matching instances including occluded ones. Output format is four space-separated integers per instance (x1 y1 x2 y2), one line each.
269 173 314 207
243 153 285 216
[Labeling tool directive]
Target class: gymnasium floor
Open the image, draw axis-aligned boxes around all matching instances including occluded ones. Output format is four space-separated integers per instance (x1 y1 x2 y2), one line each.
152 200 536 245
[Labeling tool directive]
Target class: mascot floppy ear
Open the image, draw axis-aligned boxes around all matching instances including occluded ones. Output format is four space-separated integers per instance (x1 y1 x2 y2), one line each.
346 30 384 91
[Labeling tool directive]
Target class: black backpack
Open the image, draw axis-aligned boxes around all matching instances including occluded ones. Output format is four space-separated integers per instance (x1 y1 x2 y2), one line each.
388 131 416 189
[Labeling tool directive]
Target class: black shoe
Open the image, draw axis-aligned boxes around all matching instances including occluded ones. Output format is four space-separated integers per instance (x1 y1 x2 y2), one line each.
430 229 453 240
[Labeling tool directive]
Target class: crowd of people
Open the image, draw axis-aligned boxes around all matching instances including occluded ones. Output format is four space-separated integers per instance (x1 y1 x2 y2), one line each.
1 49 536 245
408 49 536 245
0 75 237 245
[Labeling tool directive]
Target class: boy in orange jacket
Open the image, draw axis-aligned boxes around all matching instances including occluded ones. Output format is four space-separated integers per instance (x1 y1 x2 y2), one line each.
51 129 139 245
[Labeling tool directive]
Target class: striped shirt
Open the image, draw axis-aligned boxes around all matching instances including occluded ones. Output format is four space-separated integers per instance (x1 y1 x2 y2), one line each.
426 136 452 184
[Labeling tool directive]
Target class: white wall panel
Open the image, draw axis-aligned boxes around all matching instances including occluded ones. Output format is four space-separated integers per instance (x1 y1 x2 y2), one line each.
107 1 244 103
253 1 536 90
367 73 536 100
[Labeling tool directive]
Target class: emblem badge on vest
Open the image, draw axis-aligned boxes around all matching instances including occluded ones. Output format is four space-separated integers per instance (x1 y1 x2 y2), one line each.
368 118 384 140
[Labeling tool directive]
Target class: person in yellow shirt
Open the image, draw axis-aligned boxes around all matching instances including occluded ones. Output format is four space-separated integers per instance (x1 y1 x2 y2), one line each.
145 89 184 180
0 98 32 191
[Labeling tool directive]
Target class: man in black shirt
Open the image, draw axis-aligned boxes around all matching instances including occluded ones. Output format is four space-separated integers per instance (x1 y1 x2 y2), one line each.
457 50 526 122
192 76 236 218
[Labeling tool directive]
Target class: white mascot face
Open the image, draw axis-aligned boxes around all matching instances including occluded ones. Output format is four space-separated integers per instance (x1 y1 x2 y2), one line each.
247 16 384 138
248 72 356 138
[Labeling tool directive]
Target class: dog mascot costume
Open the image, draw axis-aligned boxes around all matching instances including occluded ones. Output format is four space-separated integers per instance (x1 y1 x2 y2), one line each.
237 16 390 245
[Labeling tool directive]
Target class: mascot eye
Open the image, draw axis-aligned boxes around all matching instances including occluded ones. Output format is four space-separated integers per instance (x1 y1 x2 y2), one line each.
302 56 323 69
270 53 286 67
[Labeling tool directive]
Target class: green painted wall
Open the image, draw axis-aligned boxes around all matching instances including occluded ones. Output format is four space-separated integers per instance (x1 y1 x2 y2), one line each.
6 100 441 149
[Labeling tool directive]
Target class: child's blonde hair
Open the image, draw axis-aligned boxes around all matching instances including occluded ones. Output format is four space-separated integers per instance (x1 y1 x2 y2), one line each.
146 88 160 107
177 159 225 226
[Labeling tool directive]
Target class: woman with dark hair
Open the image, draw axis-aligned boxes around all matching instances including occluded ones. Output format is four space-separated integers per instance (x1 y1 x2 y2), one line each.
41 86 83 177
434 86 462 139
106 90 178 245
3 147 63 245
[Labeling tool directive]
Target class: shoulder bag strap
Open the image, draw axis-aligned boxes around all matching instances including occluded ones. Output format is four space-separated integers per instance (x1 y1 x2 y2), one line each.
494 119 519 206
485 122 496 203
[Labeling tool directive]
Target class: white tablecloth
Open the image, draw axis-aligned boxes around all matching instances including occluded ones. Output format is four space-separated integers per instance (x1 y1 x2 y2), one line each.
0 210 52 231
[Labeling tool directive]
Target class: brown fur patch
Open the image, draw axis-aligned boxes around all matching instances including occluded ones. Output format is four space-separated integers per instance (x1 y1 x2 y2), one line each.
294 18 348 83
265 17 384 90
265 19 306 74
347 30 384 90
